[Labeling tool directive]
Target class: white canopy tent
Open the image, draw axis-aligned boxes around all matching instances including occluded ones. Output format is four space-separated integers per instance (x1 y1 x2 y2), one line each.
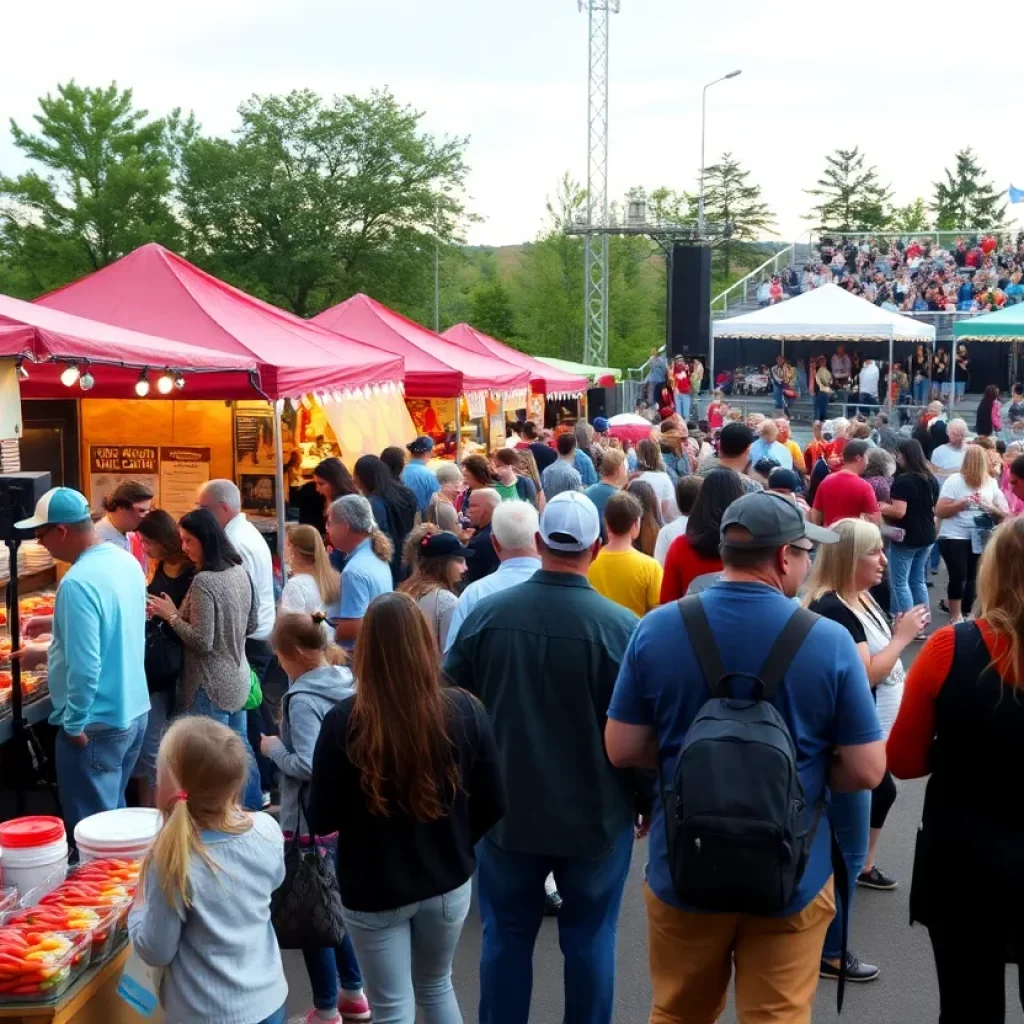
711 284 936 409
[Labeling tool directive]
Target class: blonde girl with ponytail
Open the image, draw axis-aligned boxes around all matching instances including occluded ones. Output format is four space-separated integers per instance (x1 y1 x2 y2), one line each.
127 717 289 1024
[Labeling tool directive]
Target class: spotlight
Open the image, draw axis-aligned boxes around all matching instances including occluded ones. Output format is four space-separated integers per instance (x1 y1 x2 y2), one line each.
79 369 95 391
157 372 174 395
173 373 185 391
15 360 28 381
60 364 80 388
135 369 150 397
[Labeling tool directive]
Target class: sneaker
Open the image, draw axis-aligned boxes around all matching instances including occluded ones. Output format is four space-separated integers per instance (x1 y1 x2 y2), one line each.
858 866 898 890
820 952 880 983
544 889 563 915
337 991 371 1022
304 1011 340 1024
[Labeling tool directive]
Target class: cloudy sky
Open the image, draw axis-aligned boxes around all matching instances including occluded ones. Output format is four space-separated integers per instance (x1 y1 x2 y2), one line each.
3 0 1023 247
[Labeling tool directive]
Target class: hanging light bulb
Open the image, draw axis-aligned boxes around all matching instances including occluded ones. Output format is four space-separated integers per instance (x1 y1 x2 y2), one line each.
60 364 80 388
157 371 174 395
173 373 185 391
135 369 150 397
79 368 95 391
15 360 28 381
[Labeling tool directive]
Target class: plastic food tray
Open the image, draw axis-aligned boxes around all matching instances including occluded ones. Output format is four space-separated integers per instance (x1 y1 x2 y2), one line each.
0 927 91 1003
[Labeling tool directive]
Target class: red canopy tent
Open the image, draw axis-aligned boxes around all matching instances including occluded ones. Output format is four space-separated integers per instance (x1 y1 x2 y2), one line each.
311 294 529 399
0 294 259 399
36 244 403 400
441 323 588 399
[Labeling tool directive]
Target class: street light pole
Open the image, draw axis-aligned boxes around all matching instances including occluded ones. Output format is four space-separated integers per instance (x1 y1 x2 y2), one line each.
433 199 441 334
698 69 742 239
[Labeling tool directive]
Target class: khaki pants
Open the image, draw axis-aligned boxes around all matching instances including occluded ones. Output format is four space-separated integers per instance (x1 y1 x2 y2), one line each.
643 880 835 1024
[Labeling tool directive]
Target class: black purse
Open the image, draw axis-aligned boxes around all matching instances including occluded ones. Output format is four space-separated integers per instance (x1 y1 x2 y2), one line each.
144 617 183 694
270 786 346 949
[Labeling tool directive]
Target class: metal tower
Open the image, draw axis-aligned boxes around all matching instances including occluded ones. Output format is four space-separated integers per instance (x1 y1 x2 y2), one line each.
579 0 619 367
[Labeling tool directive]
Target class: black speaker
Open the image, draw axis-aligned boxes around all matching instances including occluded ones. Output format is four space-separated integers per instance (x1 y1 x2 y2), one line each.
668 245 711 359
0 472 52 542
586 386 619 419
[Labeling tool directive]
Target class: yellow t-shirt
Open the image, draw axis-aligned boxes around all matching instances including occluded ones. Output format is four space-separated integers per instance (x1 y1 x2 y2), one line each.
587 547 664 617
783 439 804 470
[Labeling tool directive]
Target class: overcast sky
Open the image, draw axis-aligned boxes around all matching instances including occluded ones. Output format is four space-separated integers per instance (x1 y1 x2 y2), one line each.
3 0 1023 248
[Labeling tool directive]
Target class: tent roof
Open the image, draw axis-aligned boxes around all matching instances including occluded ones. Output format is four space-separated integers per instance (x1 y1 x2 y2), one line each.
712 284 936 342
312 295 530 399
441 323 588 397
0 293 259 400
953 303 1024 341
535 356 622 382
35 244 403 400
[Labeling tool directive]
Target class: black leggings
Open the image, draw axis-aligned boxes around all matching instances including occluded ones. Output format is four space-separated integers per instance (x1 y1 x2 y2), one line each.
937 538 979 609
869 770 897 830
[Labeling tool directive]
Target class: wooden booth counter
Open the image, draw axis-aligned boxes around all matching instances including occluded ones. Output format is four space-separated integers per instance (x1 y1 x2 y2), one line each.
0 947 149 1024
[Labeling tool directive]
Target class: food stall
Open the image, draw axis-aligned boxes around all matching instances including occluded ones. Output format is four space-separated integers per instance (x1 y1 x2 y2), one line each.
311 294 530 459
34 244 405 571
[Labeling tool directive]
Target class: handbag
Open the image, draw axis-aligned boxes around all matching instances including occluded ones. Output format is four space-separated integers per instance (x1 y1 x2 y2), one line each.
270 787 346 949
144 618 183 694
242 666 263 711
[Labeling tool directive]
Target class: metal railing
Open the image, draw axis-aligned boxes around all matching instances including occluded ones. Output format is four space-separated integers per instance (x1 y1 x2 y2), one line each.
808 229 1022 252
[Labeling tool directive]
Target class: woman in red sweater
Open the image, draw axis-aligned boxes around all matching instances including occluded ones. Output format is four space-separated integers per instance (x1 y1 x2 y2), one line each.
660 468 745 602
888 517 1024 1020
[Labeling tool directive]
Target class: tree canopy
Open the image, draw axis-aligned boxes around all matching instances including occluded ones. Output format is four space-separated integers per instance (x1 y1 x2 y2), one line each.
805 146 892 232
931 147 1006 230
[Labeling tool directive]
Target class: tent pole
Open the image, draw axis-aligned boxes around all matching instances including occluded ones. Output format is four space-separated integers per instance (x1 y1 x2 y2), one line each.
887 335 894 414
709 332 716 399
272 400 287 585
950 351 956 409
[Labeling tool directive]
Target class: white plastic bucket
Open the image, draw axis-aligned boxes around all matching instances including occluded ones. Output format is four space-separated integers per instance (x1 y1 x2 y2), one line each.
74 808 162 863
0 816 68 901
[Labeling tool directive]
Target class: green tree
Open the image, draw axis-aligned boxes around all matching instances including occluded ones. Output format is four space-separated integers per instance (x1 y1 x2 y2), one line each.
468 276 516 340
176 88 471 317
889 197 930 232
930 148 1006 229
805 146 891 231
0 81 179 297
699 153 776 278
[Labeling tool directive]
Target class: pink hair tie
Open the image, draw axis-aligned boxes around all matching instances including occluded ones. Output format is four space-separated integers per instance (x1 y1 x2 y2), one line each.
171 790 188 805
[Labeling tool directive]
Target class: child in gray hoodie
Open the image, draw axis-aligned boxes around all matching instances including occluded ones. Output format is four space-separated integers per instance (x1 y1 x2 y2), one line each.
260 612 369 1024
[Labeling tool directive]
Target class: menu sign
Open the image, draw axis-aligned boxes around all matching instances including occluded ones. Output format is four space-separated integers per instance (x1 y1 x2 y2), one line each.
159 447 211 519
88 445 159 513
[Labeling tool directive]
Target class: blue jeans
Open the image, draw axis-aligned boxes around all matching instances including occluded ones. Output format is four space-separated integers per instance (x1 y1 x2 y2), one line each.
187 688 263 811
772 380 788 413
674 392 691 420
813 391 829 421
341 879 472 1024
257 1008 285 1024
477 827 633 1024
888 543 930 614
913 377 929 405
302 933 364 1009
133 690 171 786
954 380 966 399
929 542 941 573
823 789 870 960
56 712 147 836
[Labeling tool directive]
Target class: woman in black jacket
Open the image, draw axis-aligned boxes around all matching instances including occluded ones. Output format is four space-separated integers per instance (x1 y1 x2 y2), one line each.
309 593 505 1023
353 454 419 585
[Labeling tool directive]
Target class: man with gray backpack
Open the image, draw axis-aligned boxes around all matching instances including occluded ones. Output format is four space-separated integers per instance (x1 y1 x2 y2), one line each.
606 492 885 1022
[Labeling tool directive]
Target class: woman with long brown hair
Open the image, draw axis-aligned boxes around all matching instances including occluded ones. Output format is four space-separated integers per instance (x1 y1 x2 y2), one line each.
308 593 505 1024
889 517 1024 1019
399 524 470 652
625 479 662 558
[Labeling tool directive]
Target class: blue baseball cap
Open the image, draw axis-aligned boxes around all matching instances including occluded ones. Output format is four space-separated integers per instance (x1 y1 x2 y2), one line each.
592 416 609 433
16 487 92 530
406 435 435 455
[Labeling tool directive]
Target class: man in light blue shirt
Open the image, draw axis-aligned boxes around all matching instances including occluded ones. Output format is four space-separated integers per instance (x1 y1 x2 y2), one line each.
444 501 541 654
542 434 583 500
401 435 440 513
327 494 393 647
16 487 149 834
747 420 794 470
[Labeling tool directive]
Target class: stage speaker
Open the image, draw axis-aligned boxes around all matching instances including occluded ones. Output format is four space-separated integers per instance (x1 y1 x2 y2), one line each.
668 245 711 359
0 472 52 542
587 386 619 419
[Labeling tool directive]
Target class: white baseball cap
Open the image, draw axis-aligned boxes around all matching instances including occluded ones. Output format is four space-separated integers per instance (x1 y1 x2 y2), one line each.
539 491 600 552
15 487 92 530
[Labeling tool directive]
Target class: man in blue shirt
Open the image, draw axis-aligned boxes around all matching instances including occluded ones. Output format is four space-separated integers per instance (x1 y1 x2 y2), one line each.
401 435 440 513
606 492 884 1023
15 487 149 834
326 494 393 647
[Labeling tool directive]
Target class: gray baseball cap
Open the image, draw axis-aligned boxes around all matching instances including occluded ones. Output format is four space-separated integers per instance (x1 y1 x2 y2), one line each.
720 491 837 549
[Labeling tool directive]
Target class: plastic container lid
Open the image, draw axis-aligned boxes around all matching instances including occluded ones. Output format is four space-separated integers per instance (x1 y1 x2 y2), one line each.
74 808 161 850
0 816 65 849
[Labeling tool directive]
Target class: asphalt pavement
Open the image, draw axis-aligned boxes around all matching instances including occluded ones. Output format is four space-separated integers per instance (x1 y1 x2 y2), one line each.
284 552 1024 1023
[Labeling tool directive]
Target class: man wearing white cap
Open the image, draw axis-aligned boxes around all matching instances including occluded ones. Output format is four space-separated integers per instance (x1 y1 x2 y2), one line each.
14 487 149 835
444 491 646 1024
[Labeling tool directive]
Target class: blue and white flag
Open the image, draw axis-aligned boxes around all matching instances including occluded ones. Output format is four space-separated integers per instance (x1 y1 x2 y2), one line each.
1010 184 1024 204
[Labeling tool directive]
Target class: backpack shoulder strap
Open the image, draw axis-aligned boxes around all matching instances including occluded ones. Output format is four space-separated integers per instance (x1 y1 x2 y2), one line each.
677 596 725 696
757 607 819 700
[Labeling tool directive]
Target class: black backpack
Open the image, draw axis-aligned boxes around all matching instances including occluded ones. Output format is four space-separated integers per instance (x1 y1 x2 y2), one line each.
661 596 851 1006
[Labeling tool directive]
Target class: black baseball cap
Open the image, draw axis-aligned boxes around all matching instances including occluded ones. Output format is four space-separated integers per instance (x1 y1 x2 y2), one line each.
767 468 803 493
720 491 837 549
719 422 756 457
419 531 472 558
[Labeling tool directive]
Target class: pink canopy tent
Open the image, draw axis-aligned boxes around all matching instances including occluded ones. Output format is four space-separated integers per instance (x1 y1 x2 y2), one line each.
312 294 529 399
442 323 588 398
0 293 259 399
36 244 403 400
